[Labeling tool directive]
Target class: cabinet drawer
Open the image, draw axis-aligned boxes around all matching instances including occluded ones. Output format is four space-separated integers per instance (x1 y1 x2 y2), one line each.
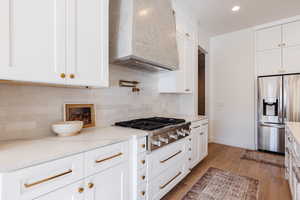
191 119 208 129
148 139 187 179
137 137 147 153
148 162 188 200
84 141 129 176
2 154 84 200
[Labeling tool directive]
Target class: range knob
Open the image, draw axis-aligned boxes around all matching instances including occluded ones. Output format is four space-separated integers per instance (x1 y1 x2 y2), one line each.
158 136 169 144
176 129 186 137
152 140 162 147
169 134 178 140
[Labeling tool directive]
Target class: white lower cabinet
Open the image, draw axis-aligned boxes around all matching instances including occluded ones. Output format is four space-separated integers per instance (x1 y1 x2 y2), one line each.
85 163 129 200
189 120 208 169
35 181 85 200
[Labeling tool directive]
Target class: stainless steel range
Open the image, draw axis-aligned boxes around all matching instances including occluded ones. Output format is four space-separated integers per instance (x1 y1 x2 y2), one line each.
115 117 191 151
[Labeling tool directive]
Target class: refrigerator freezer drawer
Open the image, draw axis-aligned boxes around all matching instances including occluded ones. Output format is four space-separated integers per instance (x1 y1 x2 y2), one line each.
258 124 285 154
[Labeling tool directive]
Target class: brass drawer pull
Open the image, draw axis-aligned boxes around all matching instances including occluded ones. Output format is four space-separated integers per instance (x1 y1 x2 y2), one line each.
70 74 75 79
60 73 66 78
141 160 146 164
24 169 73 188
95 153 123 164
141 144 146 148
88 183 94 189
141 175 146 180
160 150 182 163
160 172 182 189
78 187 84 193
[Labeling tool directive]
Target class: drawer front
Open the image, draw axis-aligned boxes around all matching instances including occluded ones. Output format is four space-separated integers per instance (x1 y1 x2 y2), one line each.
137 152 147 170
85 141 129 176
137 137 147 153
148 162 188 200
148 139 187 179
2 154 84 200
191 119 208 129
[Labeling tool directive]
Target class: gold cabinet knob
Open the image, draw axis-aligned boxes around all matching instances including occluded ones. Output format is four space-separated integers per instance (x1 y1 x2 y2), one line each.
88 183 94 189
141 175 146 180
70 74 75 79
60 73 66 78
141 191 146 196
141 144 146 148
141 160 146 164
78 187 84 193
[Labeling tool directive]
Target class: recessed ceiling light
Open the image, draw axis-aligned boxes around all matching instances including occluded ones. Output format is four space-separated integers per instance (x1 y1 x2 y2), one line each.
232 6 240 12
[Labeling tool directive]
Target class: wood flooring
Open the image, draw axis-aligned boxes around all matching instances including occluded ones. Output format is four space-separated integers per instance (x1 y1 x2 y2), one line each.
162 143 291 200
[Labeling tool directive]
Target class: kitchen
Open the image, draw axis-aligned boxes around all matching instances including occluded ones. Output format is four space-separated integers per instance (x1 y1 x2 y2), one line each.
0 0 300 200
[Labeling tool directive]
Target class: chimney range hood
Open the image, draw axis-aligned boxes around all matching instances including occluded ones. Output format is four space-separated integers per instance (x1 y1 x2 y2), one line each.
109 0 179 71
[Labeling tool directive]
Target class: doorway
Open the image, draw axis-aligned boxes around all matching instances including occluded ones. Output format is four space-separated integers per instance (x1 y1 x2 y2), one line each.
198 50 205 115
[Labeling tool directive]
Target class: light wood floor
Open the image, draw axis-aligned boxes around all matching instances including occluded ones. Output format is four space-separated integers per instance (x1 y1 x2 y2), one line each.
162 143 291 200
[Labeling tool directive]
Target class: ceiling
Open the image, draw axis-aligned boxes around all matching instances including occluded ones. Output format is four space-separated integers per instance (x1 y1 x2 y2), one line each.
183 0 300 36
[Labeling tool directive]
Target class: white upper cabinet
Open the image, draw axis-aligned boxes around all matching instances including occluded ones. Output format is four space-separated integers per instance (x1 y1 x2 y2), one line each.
66 0 108 87
159 31 195 93
0 0 108 87
0 0 66 84
257 49 282 76
283 21 300 47
256 20 300 76
256 25 282 51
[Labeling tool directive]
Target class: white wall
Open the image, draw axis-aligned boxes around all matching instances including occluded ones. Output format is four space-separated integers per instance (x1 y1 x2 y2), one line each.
210 28 255 149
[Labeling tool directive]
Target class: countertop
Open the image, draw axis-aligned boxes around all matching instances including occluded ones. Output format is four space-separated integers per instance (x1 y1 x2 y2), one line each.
286 122 300 145
0 126 147 173
0 115 207 173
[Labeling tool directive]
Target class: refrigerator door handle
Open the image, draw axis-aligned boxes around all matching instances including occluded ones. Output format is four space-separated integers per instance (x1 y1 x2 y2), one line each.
260 123 285 129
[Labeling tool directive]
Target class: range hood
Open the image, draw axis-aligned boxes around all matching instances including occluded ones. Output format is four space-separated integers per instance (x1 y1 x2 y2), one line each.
110 0 179 71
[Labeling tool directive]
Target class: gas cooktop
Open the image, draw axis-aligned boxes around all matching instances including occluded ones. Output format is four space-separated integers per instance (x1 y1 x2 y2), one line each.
115 117 186 131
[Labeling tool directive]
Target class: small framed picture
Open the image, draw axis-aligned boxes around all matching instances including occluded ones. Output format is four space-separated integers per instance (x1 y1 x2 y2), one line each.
64 104 96 128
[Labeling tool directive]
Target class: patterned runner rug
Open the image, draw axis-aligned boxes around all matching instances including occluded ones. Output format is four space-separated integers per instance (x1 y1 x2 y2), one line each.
240 150 284 168
182 167 259 200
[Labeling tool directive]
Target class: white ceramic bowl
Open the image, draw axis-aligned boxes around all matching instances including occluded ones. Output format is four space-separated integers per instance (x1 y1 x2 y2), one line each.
51 121 83 137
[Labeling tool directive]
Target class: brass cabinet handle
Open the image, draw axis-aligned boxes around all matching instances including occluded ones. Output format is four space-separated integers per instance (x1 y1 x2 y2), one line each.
141 160 146 164
88 183 94 189
60 73 66 78
141 191 146 196
78 187 84 193
95 152 123 163
141 144 146 148
24 169 72 188
160 150 182 163
160 172 182 189
141 175 146 180
70 74 75 79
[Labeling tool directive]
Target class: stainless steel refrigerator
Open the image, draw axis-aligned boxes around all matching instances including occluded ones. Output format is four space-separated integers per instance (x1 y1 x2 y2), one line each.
258 74 300 154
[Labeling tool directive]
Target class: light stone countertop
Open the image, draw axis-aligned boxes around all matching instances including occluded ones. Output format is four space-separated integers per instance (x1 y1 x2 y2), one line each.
0 126 148 173
286 122 300 145
0 116 207 173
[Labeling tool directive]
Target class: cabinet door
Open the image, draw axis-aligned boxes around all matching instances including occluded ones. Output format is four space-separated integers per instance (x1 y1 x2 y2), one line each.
283 21 300 47
183 35 195 93
283 46 300 74
85 163 129 200
66 0 109 87
190 132 199 168
256 26 282 51
2 0 66 84
36 181 84 200
201 125 208 160
257 49 282 76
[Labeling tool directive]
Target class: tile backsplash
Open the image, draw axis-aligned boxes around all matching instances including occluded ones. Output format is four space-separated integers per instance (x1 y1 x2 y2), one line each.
0 64 184 141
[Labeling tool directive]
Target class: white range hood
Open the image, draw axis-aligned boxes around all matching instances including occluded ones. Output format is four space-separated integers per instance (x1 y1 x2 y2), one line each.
109 0 179 71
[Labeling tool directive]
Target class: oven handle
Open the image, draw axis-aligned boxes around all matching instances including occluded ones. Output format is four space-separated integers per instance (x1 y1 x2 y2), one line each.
160 150 182 163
